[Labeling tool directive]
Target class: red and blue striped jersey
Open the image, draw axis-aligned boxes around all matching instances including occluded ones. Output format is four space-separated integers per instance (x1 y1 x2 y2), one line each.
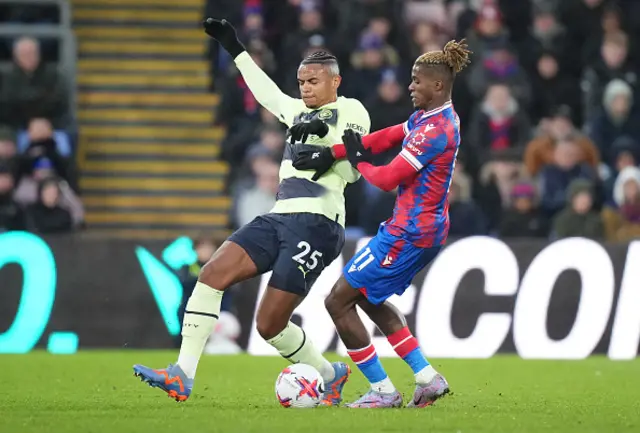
384 101 460 247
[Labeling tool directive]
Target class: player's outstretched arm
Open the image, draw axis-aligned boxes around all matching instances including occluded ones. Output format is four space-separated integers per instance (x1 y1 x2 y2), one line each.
342 130 417 192
356 157 417 192
291 121 406 181
204 18 297 124
331 123 406 159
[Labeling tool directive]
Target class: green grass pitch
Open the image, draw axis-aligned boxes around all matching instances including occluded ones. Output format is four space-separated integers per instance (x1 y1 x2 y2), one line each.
1 351 639 433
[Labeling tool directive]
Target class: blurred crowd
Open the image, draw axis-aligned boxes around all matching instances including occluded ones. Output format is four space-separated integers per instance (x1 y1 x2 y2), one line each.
210 0 640 243
0 3 82 235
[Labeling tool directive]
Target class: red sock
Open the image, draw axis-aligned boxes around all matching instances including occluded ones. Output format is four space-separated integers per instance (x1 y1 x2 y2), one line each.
387 327 420 358
347 344 377 365
347 344 389 384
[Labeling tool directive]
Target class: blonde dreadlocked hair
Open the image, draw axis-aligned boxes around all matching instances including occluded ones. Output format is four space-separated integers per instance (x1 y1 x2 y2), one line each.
415 39 472 75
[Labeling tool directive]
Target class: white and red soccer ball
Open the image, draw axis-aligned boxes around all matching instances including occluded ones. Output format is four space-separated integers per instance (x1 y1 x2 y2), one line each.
275 364 324 408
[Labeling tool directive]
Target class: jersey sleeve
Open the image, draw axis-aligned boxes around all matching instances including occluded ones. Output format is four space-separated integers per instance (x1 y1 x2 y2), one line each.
332 98 371 183
332 123 405 159
234 52 305 126
399 124 448 171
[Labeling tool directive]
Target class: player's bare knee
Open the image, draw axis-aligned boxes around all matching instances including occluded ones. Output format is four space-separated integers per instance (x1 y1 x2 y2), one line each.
325 285 347 318
198 259 229 291
198 240 257 290
256 315 285 340
324 292 338 317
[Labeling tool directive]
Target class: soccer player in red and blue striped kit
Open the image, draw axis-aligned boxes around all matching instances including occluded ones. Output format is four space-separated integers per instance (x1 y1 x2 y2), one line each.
292 40 472 408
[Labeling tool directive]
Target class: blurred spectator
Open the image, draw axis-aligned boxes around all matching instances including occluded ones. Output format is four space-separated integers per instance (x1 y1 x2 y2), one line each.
410 22 447 61
243 5 265 41
14 117 79 194
464 3 510 60
473 161 503 232
448 176 487 237
228 145 277 213
25 178 73 234
0 126 21 180
499 181 549 238
613 165 640 214
467 83 532 163
367 69 409 131
16 122 72 158
21 118 71 178
467 45 532 107
602 136 640 204
586 79 640 165
0 37 68 129
240 125 285 174
478 158 521 211
347 32 399 101
582 3 625 67
249 124 285 161
453 154 474 197
279 2 327 76
366 69 410 164
494 0 534 44
519 3 577 75
547 106 582 141
234 160 279 227
525 107 600 176
539 137 598 217
403 0 449 30
13 158 83 227
220 107 281 166
559 0 608 49
225 122 284 190
552 178 604 239
0 165 24 231
363 15 396 50
581 32 638 121
602 166 640 241
2 4 61 62
14 157 56 205
530 51 582 124
448 0 482 39
618 0 640 36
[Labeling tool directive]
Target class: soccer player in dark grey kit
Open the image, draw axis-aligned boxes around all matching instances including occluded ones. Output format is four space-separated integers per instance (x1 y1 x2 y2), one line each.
133 18 370 406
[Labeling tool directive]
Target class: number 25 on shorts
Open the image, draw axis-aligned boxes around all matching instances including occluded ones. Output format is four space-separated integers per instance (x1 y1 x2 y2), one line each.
292 241 323 274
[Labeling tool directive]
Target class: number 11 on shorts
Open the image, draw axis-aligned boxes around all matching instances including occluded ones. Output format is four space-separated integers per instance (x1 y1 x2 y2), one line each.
348 247 374 273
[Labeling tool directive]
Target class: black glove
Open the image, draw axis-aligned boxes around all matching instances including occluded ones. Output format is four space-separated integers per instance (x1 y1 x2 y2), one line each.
203 18 245 58
288 119 329 144
342 129 373 168
292 144 335 181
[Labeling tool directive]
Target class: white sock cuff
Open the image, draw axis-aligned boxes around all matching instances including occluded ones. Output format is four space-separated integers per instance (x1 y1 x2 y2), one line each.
266 322 303 350
415 365 438 384
193 281 224 298
186 282 224 314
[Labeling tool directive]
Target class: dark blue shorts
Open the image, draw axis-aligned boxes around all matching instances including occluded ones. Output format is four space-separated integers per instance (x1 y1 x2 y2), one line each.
344 226 442 305
228 213 344 296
